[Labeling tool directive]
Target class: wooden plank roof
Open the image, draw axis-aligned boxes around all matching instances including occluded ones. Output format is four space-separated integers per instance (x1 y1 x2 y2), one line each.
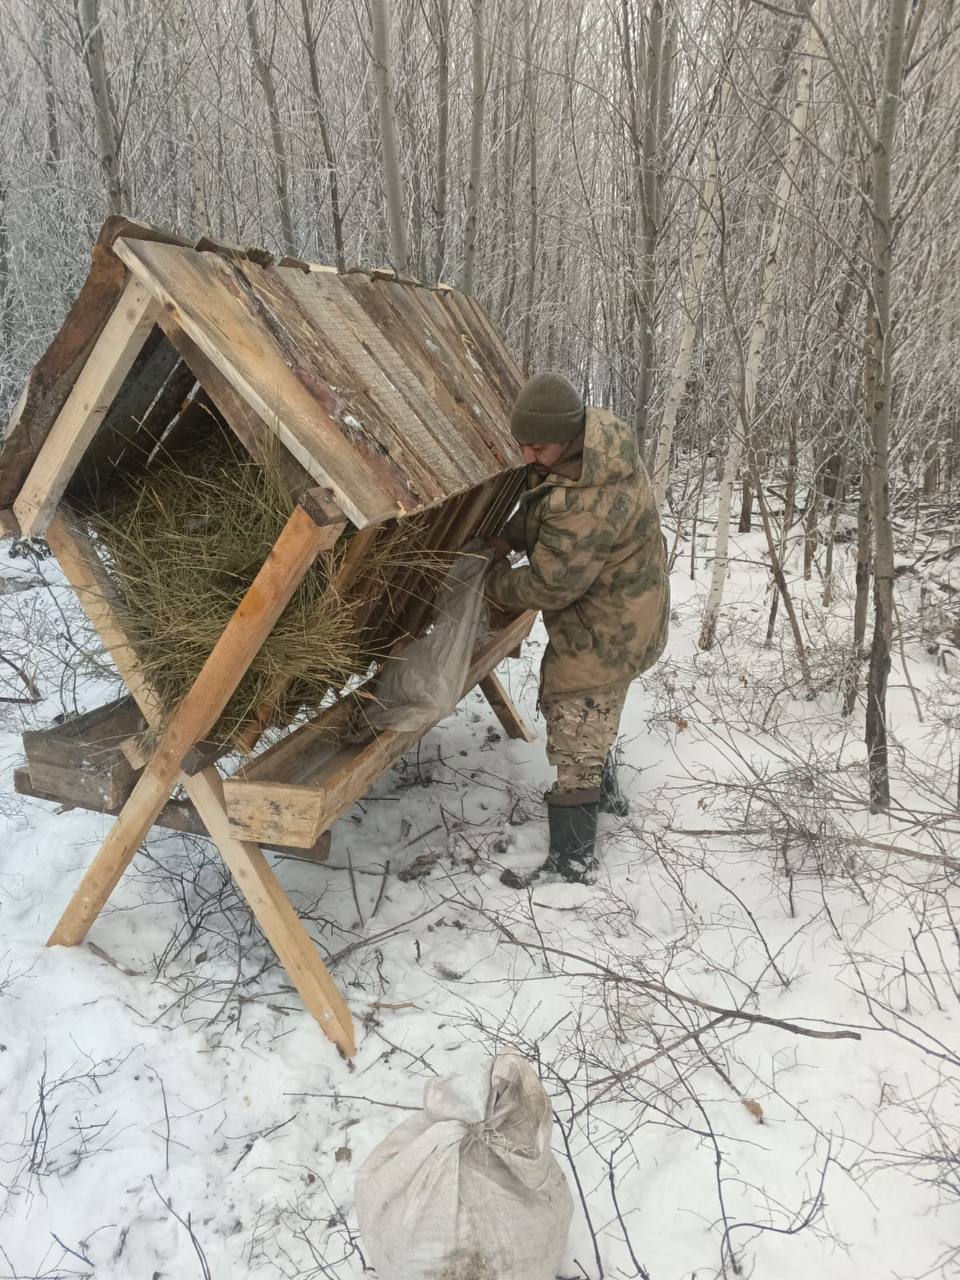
0 221 524 529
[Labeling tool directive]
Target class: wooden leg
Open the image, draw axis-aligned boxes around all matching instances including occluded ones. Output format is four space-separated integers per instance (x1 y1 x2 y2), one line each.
479 672 536 742
47 502 344 947
185 771 354 1056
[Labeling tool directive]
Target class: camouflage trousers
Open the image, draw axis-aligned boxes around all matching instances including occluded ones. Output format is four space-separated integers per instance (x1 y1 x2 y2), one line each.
541 681 631 793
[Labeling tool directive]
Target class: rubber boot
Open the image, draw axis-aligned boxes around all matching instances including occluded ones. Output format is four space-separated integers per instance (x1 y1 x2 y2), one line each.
599 753 629 817
500 788 600 888
545 788 601 883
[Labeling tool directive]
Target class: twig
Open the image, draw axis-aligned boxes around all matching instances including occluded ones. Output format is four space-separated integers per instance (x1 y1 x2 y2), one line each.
150 1176 211 1280
346 847 365 926
51 1232 94 1268
371 860 390 918
284 1091 419 1111
672 827 960 874
487 915 861 1041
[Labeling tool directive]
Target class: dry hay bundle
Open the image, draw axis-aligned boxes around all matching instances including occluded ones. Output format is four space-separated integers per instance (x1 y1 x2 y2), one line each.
82 433 445 743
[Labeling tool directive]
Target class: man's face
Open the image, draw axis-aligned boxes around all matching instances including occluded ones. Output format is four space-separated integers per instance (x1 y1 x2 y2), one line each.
520 440 570 473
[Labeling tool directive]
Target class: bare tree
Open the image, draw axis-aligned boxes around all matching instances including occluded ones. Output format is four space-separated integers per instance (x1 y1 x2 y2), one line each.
300 0 346 270
461 0 485 294
370 0 409 272
77 0 126 214
699 3 820 651
245 0 297 257
865 0 912 810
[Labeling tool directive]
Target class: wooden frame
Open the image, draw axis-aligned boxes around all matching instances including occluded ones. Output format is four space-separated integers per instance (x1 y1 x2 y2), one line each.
39 507 534 1058
5 239 535 1061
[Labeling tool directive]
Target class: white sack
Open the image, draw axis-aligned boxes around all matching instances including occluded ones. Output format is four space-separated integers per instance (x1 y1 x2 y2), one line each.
367 550 491 733
355 1050 573 1280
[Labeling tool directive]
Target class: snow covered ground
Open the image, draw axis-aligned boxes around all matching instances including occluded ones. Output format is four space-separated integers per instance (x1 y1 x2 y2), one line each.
1 510 958 1279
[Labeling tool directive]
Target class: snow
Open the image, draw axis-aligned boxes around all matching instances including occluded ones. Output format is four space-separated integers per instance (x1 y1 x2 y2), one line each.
0 514 958 1279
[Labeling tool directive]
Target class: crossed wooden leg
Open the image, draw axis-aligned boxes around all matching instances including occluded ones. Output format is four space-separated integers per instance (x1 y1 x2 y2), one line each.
44 505 356 1057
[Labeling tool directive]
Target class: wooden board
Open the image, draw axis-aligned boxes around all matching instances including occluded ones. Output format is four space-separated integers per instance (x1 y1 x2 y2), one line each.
13 766 330 861
22 696 146 810
14 276 161 536
479 672 536 742
223 611 536 846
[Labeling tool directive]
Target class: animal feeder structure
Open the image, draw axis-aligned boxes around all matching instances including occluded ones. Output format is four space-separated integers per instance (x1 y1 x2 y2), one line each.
0 219 536 1057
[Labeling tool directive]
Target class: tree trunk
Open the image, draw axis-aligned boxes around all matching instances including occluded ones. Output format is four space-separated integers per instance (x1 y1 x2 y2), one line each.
300 0 346 271
652 121 720 508
738 474 754 532
370 0 409 273
766 416 799 644
865 0 910 811
432 0 450 283
632 0 668 452
521 0 538 373
699 4 819 651
40 9 62 175
821 454 847 608
462 0 485 294
245 0 296 258
78 0 127 215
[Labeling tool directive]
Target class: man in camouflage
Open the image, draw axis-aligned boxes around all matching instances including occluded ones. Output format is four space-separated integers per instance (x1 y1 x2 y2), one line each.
485 372 669 885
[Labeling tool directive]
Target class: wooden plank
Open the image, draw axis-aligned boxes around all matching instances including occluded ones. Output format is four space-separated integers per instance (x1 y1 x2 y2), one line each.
224 611 536 845
282 269 474 490
113 237 415 527
13 277 161 536
14 765 204 836
218 779 333 847
479 672 536 742
41 512 356 1053
13 765 332 860
342 276 514 470
47 502 345 948
23 696 146 810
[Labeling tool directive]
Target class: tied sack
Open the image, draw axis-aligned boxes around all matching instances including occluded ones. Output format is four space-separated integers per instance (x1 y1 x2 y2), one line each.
367 549 491 733
355 1051 573 1280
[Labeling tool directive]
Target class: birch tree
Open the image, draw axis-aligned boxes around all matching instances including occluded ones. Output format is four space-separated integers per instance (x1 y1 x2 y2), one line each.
77 0 126 214
245 0 296 258
370 0 409 272
865 0 911 810
698 5 819 652
462 0 485 294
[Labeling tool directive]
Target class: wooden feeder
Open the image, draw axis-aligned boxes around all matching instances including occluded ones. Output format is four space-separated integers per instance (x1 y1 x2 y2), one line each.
0 218 537 1057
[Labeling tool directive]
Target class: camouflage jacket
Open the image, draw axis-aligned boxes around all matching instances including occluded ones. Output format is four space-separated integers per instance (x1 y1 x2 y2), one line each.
485 407 669 698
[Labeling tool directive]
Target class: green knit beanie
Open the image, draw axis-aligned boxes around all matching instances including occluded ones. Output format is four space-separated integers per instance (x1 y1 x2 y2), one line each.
510 372 585 445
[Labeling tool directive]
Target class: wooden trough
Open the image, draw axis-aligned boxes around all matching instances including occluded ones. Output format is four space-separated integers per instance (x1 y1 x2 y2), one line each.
0 218 536 1057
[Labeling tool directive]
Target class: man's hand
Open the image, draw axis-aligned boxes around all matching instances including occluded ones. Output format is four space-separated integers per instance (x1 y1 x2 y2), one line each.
486 536 512 561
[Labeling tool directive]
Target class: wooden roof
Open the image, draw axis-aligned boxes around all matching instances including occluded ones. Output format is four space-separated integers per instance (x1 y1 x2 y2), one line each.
0 220 523 529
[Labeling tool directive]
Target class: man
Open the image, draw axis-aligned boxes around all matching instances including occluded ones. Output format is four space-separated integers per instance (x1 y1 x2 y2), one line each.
485 372 669 886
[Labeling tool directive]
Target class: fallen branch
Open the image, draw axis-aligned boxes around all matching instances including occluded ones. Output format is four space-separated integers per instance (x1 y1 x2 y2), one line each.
487 916 861 1042
672 827 960 874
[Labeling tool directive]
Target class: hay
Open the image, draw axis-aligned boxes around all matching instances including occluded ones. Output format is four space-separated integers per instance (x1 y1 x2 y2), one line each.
82 431 446 744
